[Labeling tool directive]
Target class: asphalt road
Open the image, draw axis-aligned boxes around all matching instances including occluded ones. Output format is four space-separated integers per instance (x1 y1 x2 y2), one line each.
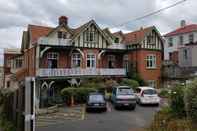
36 103 160 131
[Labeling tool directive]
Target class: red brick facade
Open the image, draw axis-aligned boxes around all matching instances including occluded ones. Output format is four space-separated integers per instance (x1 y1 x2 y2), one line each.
128 49 162 87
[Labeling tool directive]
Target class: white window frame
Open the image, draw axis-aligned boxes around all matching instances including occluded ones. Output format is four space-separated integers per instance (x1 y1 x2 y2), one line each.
146 54 156 69
189 34 194 43
47 52 59 60
183 49 188 60
179 35 183 45
86 53 96 68
168 37 173 47
71 53 81 68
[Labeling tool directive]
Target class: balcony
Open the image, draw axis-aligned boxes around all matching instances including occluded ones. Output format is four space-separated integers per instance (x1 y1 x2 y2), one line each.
38 68 126 77
107 43 126 50
38 37 72 46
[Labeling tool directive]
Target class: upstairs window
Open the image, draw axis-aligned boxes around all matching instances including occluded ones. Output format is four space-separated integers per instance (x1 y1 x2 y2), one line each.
47 52 59 68
183 49 188 60
71 53 81 68
87 53 96 68
85 31 96 42
108 55 116 68
146 55 156 69
189 34 194 43
15 57 23 68
168 37 173 47
114 38 119 43
58 31 67 39
179 35 183 45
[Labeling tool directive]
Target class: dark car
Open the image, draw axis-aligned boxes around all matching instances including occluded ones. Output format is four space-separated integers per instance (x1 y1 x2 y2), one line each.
86 93 107 112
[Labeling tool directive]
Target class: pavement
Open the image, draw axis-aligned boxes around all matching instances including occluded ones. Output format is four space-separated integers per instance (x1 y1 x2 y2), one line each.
35 102 161 131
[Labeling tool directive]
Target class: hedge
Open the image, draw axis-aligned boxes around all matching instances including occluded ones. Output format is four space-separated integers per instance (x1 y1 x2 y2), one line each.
120 78 139 90
61 87 97 104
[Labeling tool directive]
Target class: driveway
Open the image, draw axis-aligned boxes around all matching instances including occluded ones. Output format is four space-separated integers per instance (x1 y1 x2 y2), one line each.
36 103 161 131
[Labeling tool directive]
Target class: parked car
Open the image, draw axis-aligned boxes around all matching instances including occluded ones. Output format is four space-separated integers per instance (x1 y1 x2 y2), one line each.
111 86 136 110
135 86 160 105
86 92 107 112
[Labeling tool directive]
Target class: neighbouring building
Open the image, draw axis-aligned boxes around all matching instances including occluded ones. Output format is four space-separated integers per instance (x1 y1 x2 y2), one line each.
4 16 163 108
164 20 197 64
163 20 197 87
0 66 3 88
3 48 22 89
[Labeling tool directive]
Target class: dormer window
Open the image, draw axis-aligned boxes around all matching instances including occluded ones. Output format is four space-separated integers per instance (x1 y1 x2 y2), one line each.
85 31 95 42
58 31 67 39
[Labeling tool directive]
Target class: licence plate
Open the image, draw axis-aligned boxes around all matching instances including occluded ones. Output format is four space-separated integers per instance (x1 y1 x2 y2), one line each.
124 103 129 106
94 104 99 106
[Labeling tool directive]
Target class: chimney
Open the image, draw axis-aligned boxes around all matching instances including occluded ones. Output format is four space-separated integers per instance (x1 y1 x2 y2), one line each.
58 16 68 25
180 20 186 27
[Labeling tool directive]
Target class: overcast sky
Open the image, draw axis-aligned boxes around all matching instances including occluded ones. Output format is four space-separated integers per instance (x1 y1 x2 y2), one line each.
0 0 196 65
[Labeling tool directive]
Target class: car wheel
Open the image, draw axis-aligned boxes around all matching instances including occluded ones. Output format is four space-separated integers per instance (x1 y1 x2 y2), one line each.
130 105 136 110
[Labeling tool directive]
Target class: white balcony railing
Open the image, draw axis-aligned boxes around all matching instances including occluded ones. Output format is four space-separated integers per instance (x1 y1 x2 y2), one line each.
38 68 126 77
38 37 72 46
107 43 126 50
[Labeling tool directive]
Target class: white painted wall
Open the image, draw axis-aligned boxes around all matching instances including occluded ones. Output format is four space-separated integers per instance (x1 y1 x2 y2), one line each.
164 31 197 60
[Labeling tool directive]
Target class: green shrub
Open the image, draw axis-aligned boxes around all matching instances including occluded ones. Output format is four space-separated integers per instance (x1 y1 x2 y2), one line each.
159 89 170 98
186 78 197 122
170 85 186 118
120 78 139 90
0 89 16 131
61 87 97 104
129 73 147 86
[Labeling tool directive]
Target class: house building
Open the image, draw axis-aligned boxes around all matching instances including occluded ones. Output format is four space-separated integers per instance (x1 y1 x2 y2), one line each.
164 20 197 64
4 16 163 108
0 66 3 88
3 48 22 89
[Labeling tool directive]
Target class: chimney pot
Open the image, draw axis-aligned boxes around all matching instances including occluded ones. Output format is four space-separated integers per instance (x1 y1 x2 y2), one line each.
59 16 68 25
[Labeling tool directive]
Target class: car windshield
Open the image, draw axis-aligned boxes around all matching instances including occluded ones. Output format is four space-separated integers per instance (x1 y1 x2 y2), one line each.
89 94 104 102
143 89 157 95
117 88 133 95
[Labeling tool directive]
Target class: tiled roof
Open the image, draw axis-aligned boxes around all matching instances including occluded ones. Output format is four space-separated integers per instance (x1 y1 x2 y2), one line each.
28 25 54 44
122 26 153 44
164 24 197 37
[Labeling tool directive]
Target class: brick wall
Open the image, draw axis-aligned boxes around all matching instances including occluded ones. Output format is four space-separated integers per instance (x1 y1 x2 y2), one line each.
129 49 162 88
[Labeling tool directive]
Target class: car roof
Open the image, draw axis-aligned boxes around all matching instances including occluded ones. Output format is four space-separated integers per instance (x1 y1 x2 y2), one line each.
137 86 155 90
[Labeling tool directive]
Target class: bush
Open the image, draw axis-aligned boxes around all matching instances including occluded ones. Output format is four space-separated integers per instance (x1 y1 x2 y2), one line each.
148 106 192 131
186 78 197 122
169 85 186 118
159 89 170 98
0 89 16 131
129 73 147 86
61 87 97 104
120 78 139 90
